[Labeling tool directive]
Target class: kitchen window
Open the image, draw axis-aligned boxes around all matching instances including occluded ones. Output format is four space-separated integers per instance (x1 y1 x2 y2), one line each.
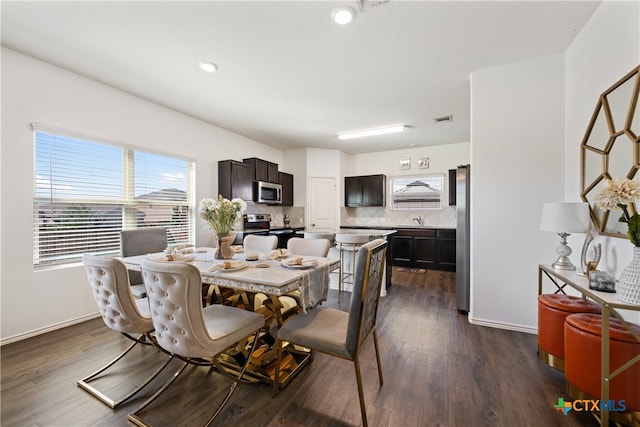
33 126 195 267
389 174 444 210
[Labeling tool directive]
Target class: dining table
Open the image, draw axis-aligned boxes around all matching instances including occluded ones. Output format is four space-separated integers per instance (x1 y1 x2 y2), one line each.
120 247 340 387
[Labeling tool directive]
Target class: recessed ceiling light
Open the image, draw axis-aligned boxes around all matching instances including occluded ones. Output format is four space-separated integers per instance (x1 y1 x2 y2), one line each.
331 6 356 25
198 61 218 73
338 125 406 140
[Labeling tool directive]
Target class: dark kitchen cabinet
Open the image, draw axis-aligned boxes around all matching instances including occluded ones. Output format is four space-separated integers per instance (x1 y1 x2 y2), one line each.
414 231 437 269
218 160 254 202
391 228 456 271
391 234 414 264
243 157 279 183
449 169 457 206
438 229 457 269
279 171 294 206
344 174 386 207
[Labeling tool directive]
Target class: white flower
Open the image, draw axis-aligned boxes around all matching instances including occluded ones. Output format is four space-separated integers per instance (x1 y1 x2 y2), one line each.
594 177 640 211
198 195 247 236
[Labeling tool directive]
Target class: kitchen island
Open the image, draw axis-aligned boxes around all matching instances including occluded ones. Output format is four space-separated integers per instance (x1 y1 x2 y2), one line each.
297 227 396 293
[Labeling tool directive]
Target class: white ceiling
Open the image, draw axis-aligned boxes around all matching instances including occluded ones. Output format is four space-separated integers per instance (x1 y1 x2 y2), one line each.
1 1 600 154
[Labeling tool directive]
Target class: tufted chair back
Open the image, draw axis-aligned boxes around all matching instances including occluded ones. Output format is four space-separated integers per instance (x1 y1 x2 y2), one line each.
82 254 152 335
243 234 278 252
345 239 387 357
287 237 331 257
141 257 218 359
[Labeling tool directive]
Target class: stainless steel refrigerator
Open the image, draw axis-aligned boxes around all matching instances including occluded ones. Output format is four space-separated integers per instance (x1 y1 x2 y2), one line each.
456 165 471 313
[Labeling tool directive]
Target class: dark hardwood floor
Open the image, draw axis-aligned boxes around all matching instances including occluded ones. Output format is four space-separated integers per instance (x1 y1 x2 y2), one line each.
1 268 600 426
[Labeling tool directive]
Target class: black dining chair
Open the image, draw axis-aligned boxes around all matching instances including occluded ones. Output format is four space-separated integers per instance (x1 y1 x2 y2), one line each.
120 228 168 298
272 239 387 427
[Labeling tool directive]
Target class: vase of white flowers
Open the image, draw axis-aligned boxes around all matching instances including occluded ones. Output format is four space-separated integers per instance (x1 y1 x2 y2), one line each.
198 195 247 260
594 177 640 304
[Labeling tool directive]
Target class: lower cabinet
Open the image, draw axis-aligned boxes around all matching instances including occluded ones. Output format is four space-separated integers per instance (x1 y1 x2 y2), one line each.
391 228 456 271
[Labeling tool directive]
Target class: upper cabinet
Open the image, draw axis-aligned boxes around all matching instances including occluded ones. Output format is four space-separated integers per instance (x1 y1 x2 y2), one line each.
448 169 457 206
279 171 294 206
344 174 386 207
243 157 279 183
218 160 254 202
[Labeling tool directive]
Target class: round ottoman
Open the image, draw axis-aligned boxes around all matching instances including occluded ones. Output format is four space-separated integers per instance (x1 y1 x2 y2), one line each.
565 313 640 416
538 294 601 371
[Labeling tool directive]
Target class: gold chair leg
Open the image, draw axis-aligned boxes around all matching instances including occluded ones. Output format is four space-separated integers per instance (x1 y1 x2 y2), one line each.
127 361 189 427
353 357 368 427
272 337 283 397
373 330 384 386
205 331 260 426
77 334 172 409
128 332 261 427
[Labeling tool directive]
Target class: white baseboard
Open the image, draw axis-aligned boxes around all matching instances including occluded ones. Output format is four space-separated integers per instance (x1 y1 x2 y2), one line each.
1 312 101 346
468 315 537 335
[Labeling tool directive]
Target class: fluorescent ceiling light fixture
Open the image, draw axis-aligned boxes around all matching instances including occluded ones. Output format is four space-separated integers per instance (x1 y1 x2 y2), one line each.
198 61 218 73
331 6 356 24
338 125 406 140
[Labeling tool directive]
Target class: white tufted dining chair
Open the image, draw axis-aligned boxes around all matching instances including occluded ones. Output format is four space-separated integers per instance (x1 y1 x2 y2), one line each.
272 239 387 427
78 254 173 409
287 237 332 257
128 257 265 427
243 234 278 252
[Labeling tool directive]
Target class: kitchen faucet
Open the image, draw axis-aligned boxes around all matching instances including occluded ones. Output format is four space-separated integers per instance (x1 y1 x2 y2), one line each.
413 216 424 226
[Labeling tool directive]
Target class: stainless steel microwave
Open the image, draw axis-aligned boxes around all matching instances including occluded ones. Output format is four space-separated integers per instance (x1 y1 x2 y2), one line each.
254 181 282 204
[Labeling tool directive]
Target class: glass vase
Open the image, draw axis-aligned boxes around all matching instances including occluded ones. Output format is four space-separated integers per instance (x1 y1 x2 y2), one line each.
617 246 640 305
214 231 236 260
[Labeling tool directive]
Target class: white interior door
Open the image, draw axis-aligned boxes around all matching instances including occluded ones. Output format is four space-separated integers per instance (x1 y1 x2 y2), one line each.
308 176 337 230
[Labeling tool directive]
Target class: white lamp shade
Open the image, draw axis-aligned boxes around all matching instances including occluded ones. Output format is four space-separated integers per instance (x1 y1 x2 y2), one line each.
539 202 591 233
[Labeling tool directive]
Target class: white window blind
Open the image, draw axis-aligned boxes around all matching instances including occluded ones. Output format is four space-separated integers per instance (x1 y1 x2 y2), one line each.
33 128 195 267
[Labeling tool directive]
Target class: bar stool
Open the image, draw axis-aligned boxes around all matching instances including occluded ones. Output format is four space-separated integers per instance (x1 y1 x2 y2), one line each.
537 294 600 372
334 233 370 303
304 231 335 246
564 313 640 424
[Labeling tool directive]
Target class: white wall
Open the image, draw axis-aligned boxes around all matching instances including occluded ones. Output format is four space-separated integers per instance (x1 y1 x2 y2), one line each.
565 0 640 276
282 148 307 206
470 53 566 332
346 143 469 177
468 0 640 332
0 48 282 342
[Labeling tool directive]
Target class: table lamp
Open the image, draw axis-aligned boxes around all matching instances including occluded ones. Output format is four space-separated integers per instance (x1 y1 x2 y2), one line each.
539 202 591 270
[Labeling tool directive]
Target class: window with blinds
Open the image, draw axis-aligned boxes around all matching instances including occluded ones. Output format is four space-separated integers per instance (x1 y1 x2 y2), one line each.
33 127 195 267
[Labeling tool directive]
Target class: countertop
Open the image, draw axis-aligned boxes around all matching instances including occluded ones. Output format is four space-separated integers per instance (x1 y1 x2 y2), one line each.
340 225 456 230
297 228 396 237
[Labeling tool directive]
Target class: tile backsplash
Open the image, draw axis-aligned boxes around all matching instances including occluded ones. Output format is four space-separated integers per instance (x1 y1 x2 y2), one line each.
243 204 305 228
341 206 456 228
242 204 456 229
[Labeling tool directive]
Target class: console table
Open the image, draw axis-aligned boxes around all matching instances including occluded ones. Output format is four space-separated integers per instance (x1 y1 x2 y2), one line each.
538 265 640 425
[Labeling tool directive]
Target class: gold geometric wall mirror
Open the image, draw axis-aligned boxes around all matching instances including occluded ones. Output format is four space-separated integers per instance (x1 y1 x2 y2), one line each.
581 65 640 238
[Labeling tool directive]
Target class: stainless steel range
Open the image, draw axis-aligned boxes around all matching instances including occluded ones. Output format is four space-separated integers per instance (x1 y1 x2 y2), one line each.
241 213 295 248
243 214 271 235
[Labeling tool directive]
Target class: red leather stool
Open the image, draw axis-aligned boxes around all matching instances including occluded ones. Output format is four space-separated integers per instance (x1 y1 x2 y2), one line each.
538 294 600 371
565 313 640 424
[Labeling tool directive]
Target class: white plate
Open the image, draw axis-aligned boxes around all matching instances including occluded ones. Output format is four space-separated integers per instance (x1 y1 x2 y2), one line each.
210 261 248 272
280 260 317 269
152 254 195 262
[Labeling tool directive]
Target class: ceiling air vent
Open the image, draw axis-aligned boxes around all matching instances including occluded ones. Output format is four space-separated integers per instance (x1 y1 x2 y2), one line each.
359 0 390 11
435 115 453 124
